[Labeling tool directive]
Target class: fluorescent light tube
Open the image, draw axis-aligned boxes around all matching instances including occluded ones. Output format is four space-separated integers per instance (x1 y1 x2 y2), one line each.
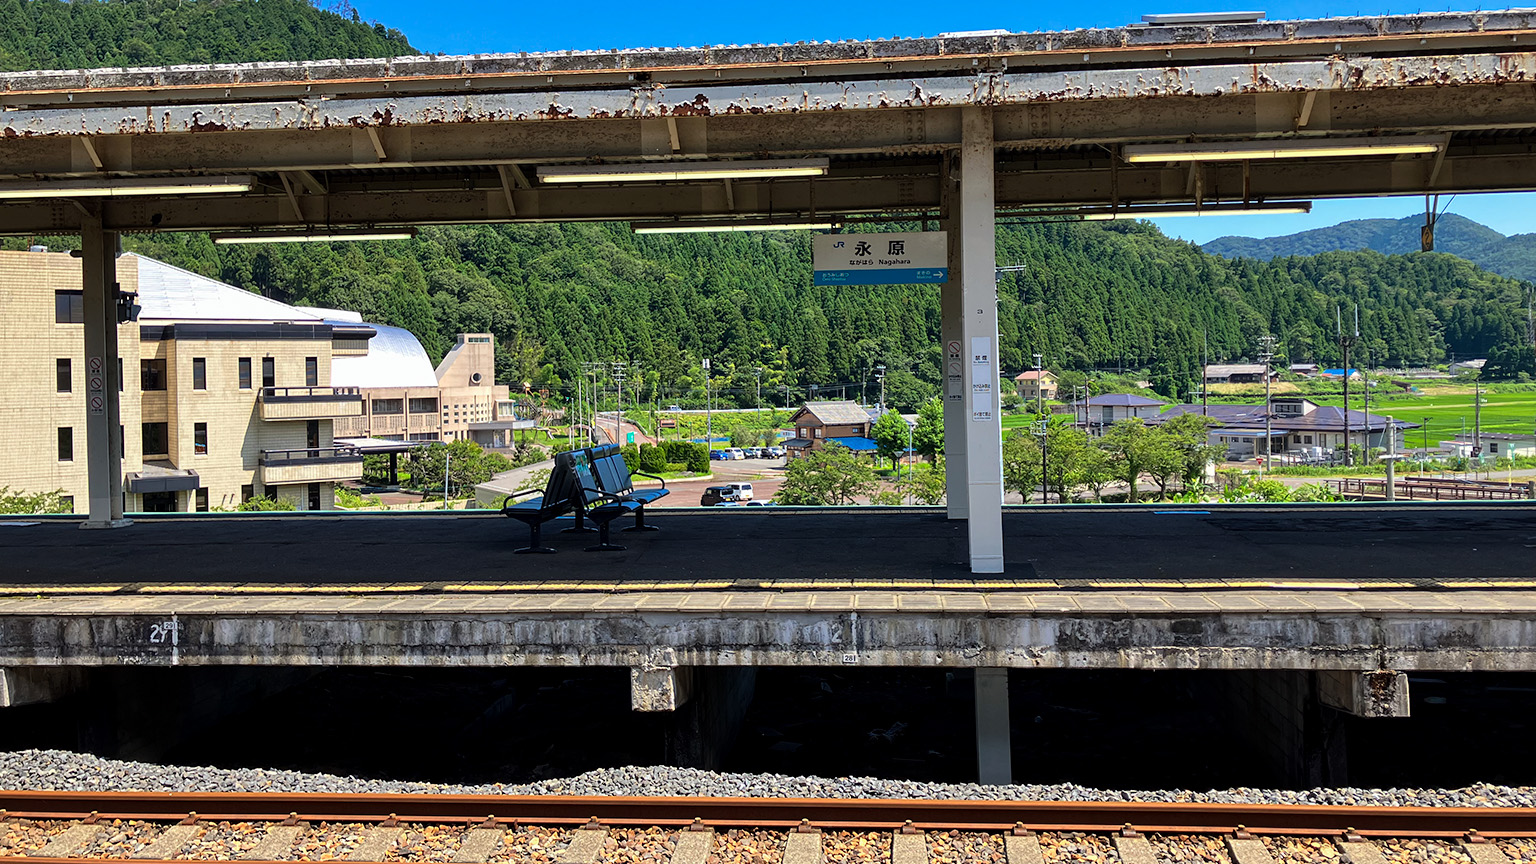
212 228 418 244
1123 137 1442 163
1077 202 1312 220
541 159 829 184
0 176 253 199
632 220 836 234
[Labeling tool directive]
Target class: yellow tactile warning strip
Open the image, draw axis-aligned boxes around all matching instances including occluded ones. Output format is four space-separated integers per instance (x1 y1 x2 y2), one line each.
7 578 1536 597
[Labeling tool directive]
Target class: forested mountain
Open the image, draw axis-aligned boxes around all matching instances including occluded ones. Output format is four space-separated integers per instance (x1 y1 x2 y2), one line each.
110 220 1536 406
0 0 415 71
3 1 1533 404
1204 213 1536 283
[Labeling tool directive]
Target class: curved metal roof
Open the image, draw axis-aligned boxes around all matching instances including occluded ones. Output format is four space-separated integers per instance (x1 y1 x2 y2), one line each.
330 323 438 389
131 254 321 323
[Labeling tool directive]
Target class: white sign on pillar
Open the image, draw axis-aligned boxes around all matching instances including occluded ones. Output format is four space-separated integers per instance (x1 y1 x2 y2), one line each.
970 337 993 422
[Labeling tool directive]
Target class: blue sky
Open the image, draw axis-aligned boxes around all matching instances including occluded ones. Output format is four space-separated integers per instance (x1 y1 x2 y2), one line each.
348 0 1536 245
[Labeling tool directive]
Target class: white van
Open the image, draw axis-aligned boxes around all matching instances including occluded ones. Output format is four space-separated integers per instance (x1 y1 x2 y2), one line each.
726 448 746 460
726 482 754 501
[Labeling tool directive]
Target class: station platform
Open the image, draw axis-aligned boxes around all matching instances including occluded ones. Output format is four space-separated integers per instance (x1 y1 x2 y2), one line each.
3 503 1533 592
0 504 1534 676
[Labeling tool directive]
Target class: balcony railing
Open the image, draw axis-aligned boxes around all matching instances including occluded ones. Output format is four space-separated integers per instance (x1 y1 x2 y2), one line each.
258 446 363 485
258 386 364 420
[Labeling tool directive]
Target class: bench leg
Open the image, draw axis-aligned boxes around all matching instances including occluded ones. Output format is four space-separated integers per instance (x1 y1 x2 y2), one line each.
514 519 557 554
584 520 626 552
622 505 660 532
560 508 595 534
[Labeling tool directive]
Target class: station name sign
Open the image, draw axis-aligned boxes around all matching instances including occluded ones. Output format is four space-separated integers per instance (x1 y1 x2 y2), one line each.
812 232 947 285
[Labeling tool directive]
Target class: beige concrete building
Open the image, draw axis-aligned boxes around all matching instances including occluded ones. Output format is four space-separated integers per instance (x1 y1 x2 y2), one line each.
331 327 518 447
0 249 366 512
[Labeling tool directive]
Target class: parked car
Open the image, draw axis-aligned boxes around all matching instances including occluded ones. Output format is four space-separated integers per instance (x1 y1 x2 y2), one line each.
667 404 681 411
745 500 775 506
726 448 746 460
768 446 785 458
700 486 741 506
709 449 728 460
725 482 754 501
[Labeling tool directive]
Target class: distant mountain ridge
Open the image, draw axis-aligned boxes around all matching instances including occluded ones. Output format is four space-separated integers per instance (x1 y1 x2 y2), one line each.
1202 213 1536 283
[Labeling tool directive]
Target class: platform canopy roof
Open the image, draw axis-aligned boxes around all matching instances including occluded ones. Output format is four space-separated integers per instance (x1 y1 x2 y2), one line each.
3 11 1536 234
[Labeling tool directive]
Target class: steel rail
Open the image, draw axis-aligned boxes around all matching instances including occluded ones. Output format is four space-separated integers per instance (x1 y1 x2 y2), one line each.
2 790 1536 837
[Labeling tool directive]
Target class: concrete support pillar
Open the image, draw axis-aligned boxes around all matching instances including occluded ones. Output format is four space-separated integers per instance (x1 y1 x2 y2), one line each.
1318 670 1411 718
0 667 87 707
959 108 1004 572
974 666 1012 784
79 214 129 529
630 665 693 712
662 667 757 770
940 153 969 519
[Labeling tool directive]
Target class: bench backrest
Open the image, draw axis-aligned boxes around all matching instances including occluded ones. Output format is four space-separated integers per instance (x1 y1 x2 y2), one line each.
589 444 635 497
538 452 581 512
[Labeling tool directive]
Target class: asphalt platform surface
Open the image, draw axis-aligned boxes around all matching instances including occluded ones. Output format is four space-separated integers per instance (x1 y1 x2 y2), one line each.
2 503 1532 588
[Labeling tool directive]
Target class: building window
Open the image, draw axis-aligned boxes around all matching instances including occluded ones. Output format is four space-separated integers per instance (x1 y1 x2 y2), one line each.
140 359 167 391
56 358 72 393
1303 435 1313 444
142 422 169 456
1292 435 1301 444
408 432 439 441
814 428 823 438
57 427 73 461
1490 442 1499 454
408 397 438 414
307 483 322 511
60 496 74 514
54 290 84 324
118 358 123 392
195 488 209 512
262 357 275 389
371 398 404 415
239 357 252 390
305 356 318 387
194 422 208 455
192 357 207 391
241 484 254 503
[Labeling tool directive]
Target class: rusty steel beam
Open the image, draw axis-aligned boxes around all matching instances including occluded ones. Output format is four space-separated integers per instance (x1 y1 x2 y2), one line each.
4 50 1536 138
2 149 1535 234
1 82 1534 183
3 11 1536 111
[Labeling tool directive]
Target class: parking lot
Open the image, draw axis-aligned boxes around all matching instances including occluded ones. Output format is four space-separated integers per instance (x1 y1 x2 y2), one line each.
650 451 786 507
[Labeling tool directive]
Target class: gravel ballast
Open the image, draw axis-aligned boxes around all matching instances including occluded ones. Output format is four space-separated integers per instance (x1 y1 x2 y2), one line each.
0 749 1533 808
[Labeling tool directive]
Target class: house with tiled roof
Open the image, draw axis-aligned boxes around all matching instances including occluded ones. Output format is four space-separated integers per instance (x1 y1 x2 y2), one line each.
1068 393 1167 433
1013 369 1058 402
1155 397 1417 458
784 401 875 459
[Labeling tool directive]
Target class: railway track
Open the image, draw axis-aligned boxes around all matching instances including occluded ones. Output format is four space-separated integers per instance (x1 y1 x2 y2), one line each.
3 791 1535 864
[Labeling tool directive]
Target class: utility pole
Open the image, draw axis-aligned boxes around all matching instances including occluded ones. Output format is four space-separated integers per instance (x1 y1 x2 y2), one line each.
702 357 712 450
612 361 627 448
443 450 451 510
1474 376 1483 461
1258 334 1276 477
754 367 763 411
875 363 886 413
1033 353 1044 417
1337 306 1357 466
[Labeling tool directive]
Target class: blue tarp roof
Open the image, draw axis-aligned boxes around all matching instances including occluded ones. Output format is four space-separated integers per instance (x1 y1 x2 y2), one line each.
827 436 879 451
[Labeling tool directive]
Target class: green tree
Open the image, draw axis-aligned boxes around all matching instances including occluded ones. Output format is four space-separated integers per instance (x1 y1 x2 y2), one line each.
773 444 877 505
0 486 71 514
404 439 496 496
1001 431 1043 502
870 410 911 470
1042 422 1091 504
1098 419 1156 503
236 495 296 512
913 397 945 461
897 457 947 505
